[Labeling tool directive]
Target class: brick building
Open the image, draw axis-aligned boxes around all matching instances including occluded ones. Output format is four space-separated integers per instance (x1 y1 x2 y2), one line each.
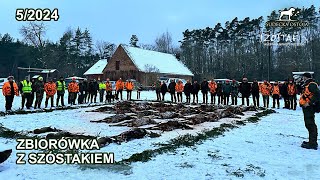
103 44 193 85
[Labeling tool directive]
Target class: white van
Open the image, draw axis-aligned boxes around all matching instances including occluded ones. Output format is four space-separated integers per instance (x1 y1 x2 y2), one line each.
0 78 6 89
166 78 187 86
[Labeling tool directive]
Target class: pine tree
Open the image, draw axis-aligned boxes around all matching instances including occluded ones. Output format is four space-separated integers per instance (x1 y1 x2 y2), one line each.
130 35 139 47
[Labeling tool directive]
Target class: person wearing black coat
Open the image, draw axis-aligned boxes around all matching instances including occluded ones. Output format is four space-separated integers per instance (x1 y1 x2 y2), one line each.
192 80 200 104
201 78 209 104
33 77 45 109
168 80 176 103
160 81 168 101
78 79 86 104
184 80 192 103
239 78 251 106
216 82 223 105
280 80 289 109
88 79 99 103
83 79 89 103
251 79 260 107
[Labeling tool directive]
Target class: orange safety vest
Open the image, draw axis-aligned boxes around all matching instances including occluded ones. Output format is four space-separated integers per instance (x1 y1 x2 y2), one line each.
125 82 134 91
299 82 318 106
272 85 280 95
259 83 271 96
175 83 184 93
68 82 79 93
44 82 57 96
105 82 112 91
208 82 217 93
287 84 296 95
116 80 124 91
2 81 19 96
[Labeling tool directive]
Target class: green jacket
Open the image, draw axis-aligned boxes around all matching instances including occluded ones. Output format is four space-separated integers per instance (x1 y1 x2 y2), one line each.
222 83 232 94
231 82 239 95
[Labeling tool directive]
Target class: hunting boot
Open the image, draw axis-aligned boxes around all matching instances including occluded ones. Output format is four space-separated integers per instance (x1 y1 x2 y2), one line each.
301 142 318 150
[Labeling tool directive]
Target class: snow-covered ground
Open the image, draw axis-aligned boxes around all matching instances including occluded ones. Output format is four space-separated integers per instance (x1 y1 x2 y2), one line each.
0 90 319 179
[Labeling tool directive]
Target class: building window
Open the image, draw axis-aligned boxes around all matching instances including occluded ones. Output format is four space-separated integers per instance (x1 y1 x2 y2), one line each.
116 61 120 70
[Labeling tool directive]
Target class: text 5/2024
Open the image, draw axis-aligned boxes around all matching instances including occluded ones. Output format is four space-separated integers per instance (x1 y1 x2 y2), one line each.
16 8 59 21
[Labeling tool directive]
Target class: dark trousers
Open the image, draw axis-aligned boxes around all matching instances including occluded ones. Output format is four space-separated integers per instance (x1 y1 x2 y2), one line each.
252 94 259 107
90 92 97 103
223 93 230 105
34 93 44 108
5 95 14 111
193 93 198 103
185 93 191 103
272 94 280 108
22 93 32 109
231 94 237 105
283 96 290 108
202 92 208 104
289 95 297 110
156 90 161 101
177 92 183 103
45 95 54 108
78 92 85 104
116 90 123 100
170 93 177 103
85 91 89 103
105 91 113 103
127 90 132 100
303 106 318 145
69 92 77 105
210 93 216 104
99 90 105 102
242 96 250 106
217 95 223 105
137 91 141 99
56 93 65 106
263 95 269 108
161 92 166 101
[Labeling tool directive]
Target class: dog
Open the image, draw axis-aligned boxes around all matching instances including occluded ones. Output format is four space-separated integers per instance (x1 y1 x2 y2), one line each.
279 7 299 21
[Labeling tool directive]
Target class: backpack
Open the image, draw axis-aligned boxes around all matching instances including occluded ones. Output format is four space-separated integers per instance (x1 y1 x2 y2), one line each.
313 88 320 113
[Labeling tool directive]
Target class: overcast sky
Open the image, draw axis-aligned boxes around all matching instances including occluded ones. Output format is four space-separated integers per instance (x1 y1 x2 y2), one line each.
0 0 319 46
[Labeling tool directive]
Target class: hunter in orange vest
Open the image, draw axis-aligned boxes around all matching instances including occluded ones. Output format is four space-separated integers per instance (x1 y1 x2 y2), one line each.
208 80 217 104
44 78 56 108
175 80 184 103
105 78 113 103
259 80 271 108
68 78 79 105
125 80 134 100
271 81 280 108
115 78 124 100
3 76 19 111
299 73 319 150
287 80 297 110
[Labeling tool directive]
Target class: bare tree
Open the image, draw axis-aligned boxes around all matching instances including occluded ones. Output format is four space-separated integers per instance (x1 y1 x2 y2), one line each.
95 40 116 59
140 43 156 51
144 64 160 85
144 64 160 73
155 31 173 53
20 22 47 48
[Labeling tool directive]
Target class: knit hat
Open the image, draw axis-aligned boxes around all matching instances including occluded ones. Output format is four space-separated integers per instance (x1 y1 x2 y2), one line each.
7 76 14 80
38 76 43 81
